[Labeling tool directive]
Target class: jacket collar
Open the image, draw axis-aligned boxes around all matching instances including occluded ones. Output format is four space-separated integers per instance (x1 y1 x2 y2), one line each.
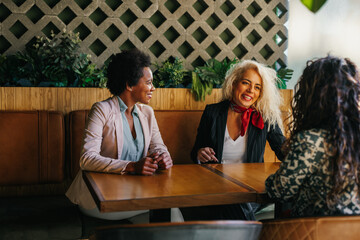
110 96 149 158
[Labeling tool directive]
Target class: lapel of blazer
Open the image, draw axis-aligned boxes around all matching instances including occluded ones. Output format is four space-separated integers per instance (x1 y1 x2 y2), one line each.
246 113 260 163
216 101 229 162
110 96 124 159
137 104 150 158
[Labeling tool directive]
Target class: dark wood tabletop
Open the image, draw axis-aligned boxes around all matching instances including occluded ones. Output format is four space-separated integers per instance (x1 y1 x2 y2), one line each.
83 164 258 213
202 162 280 203
83 163 280 213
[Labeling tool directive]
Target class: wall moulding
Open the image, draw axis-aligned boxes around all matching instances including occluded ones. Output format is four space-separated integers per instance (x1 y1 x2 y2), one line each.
0 87 292 114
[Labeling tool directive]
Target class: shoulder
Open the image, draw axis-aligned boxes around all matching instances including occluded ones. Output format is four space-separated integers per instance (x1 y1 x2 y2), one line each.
291 129 329 157
88 97 118 120
285 129 331 173
265 120 282 133
204 100 229 114
91 97 116 111
93 97 114 108
294 129 328 144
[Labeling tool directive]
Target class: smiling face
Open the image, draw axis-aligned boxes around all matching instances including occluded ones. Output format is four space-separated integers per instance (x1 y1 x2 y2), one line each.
131 67 155 104
232 68 262 108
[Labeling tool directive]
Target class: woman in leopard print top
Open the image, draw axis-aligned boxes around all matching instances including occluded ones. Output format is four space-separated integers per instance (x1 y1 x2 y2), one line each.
266 55 360 217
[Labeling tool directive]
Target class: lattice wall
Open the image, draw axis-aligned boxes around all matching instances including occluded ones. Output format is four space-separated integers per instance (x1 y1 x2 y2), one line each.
0 0 288 69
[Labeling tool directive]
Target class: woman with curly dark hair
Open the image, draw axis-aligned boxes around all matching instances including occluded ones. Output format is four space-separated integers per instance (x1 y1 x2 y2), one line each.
265 55 360 217
66 48 176 222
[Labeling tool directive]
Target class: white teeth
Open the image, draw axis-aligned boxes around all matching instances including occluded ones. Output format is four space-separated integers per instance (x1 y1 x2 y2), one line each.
243 95 252 100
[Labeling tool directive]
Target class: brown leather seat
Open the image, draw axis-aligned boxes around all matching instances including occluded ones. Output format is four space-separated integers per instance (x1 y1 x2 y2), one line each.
0 111 81 239
66 110 89 179
0 111 64 185
260 215 360 240
154 110 203 164
92 220 263 240
67 108 286 178
67 110 203 178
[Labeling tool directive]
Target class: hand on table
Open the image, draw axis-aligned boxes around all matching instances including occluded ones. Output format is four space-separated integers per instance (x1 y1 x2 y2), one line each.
197 147 218 163
149 151 173 170
127 157 158 176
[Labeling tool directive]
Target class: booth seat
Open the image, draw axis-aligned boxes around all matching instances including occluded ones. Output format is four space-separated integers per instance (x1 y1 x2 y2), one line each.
67 109 285 177
260 215 360 240
0 111 81 239
0 109 285 239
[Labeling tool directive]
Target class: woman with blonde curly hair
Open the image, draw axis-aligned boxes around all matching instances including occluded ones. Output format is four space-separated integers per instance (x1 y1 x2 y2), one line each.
182 60 285 221
191 60 285 165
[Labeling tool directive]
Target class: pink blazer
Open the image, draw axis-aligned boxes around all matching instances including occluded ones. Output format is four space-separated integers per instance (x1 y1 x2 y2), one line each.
66 96 169 209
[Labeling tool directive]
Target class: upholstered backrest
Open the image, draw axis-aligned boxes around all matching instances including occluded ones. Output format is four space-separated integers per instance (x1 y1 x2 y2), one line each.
67 110 89 179
67 109 286 179
154 110 203 164
93 220 263 240
67 110 202 179
260 215 360 240
0 111 64 185
263 109 292 162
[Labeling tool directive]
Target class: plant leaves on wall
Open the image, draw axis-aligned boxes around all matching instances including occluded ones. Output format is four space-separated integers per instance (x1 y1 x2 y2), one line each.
191 58 239 101
190 58 294 101
0 30 107 87
300 0 328 13
276 68 294 89
152 57 190 88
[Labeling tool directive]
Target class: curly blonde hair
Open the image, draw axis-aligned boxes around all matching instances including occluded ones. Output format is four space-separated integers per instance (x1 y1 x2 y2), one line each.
222 60 283 130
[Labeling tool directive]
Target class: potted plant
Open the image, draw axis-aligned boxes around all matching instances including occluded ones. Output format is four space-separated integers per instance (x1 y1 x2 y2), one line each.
152 56 191 88
190 58 294 101
191 58 238 101
0 30 107 87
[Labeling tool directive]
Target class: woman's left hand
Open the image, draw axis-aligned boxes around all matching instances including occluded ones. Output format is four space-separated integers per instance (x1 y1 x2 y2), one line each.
150 152 173 170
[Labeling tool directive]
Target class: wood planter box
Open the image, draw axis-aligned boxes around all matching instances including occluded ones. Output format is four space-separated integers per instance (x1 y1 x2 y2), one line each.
0 87 292 113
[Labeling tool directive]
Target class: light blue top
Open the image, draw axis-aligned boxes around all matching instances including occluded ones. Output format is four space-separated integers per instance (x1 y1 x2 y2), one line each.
117 96 144 162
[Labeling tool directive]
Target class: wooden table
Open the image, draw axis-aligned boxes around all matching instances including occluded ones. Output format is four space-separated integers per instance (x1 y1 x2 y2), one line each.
83 163 280 221
202 162 280 203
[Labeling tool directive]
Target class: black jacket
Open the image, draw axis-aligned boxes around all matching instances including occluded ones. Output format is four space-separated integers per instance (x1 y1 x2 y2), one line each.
191 100 285 163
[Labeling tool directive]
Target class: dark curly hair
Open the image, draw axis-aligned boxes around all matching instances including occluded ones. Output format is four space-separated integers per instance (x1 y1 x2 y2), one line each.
285 55 360 207
106 48 151 95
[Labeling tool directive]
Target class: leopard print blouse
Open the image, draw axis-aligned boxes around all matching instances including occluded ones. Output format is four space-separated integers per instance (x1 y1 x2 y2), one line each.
265 129 360 217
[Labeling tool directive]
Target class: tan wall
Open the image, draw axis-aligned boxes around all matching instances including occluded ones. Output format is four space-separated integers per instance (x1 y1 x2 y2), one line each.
0 87 292 114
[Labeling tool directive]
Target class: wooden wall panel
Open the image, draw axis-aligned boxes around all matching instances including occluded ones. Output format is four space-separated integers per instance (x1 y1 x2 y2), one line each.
0 87 292 163
0 87 292 114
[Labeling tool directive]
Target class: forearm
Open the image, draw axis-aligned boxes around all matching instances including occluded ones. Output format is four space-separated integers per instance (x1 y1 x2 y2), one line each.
80 151 131 174
268 124 286 161
265 172 294 202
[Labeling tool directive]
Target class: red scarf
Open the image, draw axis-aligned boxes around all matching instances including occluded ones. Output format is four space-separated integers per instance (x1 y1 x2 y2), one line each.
230 100 264 136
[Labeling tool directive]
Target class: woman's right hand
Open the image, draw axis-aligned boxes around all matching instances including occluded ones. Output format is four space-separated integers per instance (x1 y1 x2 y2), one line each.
197 147 218 163
126 157 158 175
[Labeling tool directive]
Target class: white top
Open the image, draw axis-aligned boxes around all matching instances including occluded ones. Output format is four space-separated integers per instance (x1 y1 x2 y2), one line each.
222 126 247 164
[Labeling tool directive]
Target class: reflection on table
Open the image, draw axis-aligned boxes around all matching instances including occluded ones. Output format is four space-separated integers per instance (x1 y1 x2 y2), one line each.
83 164 257 213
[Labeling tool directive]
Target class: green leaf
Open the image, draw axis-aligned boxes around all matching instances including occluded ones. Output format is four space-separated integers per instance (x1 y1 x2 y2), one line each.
191 71 214 101
153 57 186 88
301 0 327 13
191 72 201 101
276 68 294 89
0 29 108 87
